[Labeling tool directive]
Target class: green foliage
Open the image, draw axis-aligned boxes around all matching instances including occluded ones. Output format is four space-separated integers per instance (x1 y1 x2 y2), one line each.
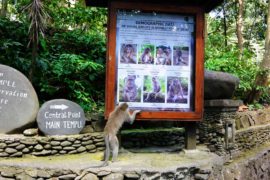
206 1 269 104
205 43 260 100
0 1 107 112
248 102 264 111
0 18 30 73
45 0 107 33
39 53 104 111
37 27 106 111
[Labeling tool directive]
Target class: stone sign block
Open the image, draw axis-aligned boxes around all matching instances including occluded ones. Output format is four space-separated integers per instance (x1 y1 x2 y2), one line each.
0 64 39 133
37 99 86 135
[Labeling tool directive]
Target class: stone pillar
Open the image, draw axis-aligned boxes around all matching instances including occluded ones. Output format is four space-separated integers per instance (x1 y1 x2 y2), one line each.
198 99 243 156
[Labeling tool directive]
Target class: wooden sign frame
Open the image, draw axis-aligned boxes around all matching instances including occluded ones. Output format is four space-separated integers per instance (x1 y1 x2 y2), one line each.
105 1 204 121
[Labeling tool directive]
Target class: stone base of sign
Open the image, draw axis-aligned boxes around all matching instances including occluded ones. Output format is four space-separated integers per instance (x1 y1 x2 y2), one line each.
0 133 105 158
121 127 185 149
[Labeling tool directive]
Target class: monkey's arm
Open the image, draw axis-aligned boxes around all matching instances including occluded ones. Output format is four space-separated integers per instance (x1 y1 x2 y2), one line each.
128 110 141 124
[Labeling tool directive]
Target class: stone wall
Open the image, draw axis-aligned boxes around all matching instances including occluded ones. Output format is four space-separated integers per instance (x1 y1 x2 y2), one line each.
235 107 270 130
0 133 105 158
0 164 213 180
235 124 270 153
198 103 270 157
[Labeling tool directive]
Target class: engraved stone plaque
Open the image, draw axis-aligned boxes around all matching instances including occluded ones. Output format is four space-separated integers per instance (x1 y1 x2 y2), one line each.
37 99 86 135
0 64 39 133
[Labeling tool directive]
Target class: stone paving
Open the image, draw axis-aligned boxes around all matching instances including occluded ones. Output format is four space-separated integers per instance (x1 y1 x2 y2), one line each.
0 146 222 179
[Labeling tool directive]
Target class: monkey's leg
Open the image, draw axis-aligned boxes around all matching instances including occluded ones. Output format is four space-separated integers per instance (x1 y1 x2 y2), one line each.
154 92 159 99
145 93 150 101
102 149 106 161
102 135 110 166
111 136 119 162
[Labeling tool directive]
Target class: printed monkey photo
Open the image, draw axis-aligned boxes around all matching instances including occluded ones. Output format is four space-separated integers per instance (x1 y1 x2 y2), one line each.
155 45 171 65
173 46 189 66
143 76 165 103
118 75 141 102
120 44 137 64
167 76 188 103
138 44 154 64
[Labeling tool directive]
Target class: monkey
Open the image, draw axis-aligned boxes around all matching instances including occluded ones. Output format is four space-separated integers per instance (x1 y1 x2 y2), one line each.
167 78 185 103
173 47 185 65
156 47 166 65
102 103 141 167
144 76 161 102
103 103 140 165
123 75 138 102
140 47 154 64
120 44 137 64
156 46 171 65
74 103 141 179
152 76 161 93
164 47 172 65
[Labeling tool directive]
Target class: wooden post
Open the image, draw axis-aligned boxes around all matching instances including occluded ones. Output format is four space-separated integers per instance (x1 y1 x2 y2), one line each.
185 122 197 150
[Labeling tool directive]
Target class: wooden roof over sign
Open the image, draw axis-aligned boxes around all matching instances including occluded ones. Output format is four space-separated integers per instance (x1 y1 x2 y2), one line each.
85 0 223 12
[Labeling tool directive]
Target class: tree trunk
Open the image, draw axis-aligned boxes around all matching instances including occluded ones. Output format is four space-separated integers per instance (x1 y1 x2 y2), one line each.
204 14 208 42
26 0 48 82
29 39 38 82
236 0 244 59
246 0 270 103
1 0 8 17
222 0 228 47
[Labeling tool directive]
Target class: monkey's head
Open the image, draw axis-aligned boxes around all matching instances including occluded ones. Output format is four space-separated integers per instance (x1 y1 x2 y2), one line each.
157 47 163 55
152 76 158 83
119 102 129 111
144 48 151 54
173 78 179 86
126 75 136 87
124 44 134 54
164 47 171 55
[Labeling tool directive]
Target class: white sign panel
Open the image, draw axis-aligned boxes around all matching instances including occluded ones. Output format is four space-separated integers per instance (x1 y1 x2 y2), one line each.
116 11 195 111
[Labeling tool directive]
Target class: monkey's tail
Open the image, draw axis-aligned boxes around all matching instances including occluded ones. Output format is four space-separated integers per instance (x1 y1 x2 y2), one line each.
77 135 110 171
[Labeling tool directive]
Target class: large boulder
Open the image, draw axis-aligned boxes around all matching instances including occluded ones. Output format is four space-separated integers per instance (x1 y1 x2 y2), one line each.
204 70 240 100
0 64 39 133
